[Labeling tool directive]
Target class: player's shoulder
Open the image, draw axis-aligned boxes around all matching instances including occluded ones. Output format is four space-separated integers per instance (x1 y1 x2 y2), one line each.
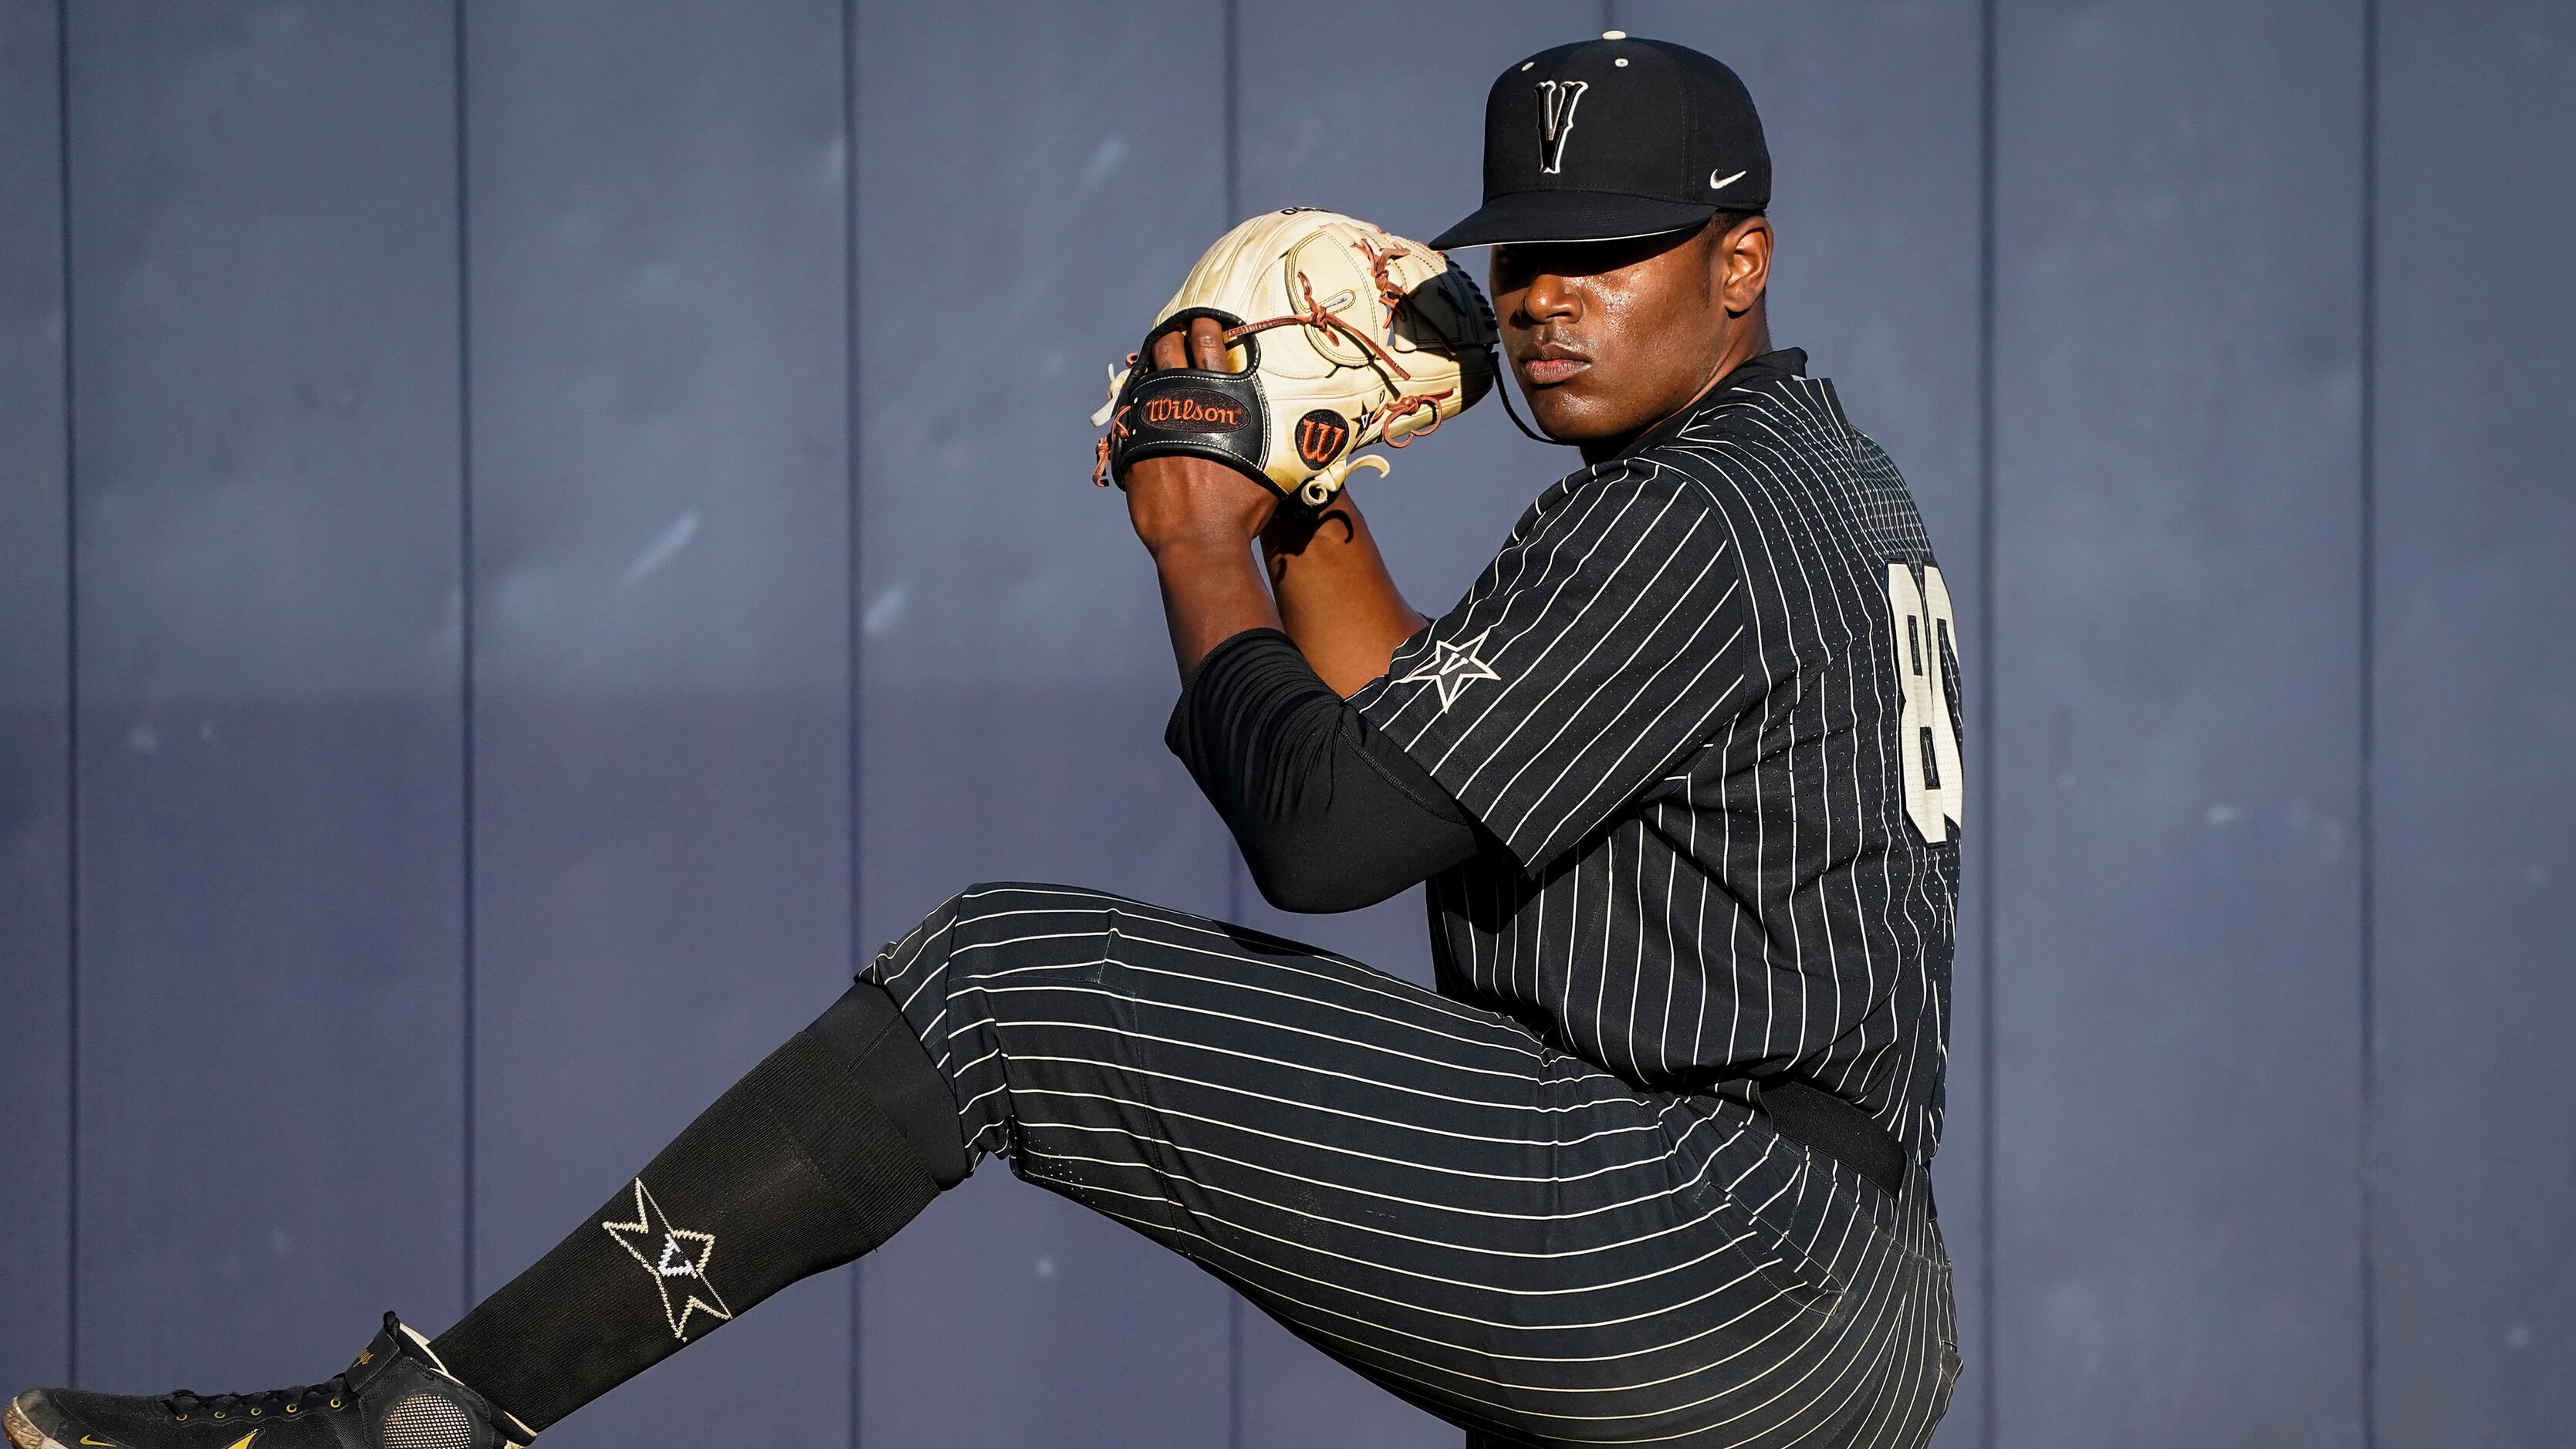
1647 366 1940 563
1654 368 1859 481
1506 356 1922 556
1511 446 1712 539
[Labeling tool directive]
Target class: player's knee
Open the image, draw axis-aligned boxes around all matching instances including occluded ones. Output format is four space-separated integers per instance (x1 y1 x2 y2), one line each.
908 882 1062 948
936 882 1134 1000
955 880 1096 906
892 882 1118 977
941 880 1141 934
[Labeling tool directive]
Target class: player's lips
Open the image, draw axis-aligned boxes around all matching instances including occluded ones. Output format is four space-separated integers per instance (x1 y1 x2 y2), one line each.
1512 342 1591 387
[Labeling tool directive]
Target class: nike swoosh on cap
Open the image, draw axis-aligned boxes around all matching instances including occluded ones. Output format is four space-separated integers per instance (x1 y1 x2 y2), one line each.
1709 168 1746 191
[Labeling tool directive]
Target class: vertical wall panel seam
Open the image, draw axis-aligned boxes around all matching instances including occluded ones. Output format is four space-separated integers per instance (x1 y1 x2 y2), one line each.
842 0 864 1442
452 0 478 1319
1219 5 1245 1444
2355 0 2379 1444
1973 0 1998 1442
52 0 79 1386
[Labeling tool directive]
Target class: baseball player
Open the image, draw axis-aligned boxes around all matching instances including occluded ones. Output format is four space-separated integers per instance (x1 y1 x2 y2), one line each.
9 35 1962 1449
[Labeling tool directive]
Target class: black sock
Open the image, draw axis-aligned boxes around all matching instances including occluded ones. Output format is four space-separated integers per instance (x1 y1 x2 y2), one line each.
431 981 968 1431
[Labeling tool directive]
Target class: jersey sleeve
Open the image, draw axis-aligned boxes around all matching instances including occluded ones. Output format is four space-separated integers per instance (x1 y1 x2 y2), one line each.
1349 458 1760 873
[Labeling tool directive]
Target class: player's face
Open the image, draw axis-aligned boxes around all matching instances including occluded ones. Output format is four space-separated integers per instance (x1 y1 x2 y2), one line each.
1489 216 1771 457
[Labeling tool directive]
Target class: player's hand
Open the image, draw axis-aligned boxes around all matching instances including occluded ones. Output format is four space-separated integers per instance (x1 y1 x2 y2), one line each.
1122 317 1280 559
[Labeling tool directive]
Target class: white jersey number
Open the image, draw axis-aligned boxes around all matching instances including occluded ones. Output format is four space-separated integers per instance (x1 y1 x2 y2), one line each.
1886 562 1964 843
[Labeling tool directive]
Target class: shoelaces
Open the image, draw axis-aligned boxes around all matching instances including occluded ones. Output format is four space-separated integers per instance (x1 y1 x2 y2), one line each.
161 1376 348 1422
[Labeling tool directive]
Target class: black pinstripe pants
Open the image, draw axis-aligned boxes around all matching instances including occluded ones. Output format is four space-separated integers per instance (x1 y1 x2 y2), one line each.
864 883 1960 1449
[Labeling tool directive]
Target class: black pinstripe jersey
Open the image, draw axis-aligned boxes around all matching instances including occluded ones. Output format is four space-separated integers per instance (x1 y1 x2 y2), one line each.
1351 350 1963 1160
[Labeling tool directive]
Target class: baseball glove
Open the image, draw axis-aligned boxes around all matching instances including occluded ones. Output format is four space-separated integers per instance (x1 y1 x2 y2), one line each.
1090 208 1499 510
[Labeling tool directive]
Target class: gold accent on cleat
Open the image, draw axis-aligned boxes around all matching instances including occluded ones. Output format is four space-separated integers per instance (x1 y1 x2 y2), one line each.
220 1434 258 1449
5 1398 52 1449
354 1350 371 1366
83 1439 119 1447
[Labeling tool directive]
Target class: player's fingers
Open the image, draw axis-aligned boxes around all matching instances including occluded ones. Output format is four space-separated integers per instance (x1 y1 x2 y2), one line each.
1150 329 1188 370
1187 315 1228 370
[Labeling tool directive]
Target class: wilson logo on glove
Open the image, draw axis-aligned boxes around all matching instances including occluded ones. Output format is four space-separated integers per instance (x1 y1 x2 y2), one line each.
1295 410 1351 468
1141 391 1248 431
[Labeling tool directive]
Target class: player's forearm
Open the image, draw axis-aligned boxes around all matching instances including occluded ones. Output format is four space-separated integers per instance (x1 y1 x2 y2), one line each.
1260 495 1428 697
1151 535 1282 685
1121 404 1287 684
1166 628 1479 914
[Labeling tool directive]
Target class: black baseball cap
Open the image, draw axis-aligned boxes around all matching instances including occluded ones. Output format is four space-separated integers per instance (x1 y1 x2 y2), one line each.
1431 32 1771 249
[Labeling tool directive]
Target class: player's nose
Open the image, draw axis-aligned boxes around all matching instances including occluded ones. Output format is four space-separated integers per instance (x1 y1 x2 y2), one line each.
1516 271 1580 326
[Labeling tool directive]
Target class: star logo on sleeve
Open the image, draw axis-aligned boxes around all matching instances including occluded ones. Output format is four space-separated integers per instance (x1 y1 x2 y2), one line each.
601 1177 734 1343
1395 629 1502 710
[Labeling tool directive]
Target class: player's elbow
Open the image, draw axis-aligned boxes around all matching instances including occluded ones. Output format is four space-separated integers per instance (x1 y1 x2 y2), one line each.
1241 813 1479 914
1240 836 1406 915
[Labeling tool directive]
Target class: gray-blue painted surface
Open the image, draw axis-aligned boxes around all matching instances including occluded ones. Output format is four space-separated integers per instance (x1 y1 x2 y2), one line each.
1991 2 2365 1444
0 0 72 1397
5 2 2570 1444
459 2 856 1446
2371 4 2575 1444
61 1 468 1392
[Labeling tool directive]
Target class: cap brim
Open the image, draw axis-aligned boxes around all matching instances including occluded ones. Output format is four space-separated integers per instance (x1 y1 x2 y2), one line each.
1428 190 1721 249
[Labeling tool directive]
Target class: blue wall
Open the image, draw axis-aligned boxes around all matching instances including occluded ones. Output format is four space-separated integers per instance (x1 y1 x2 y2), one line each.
2 2 2568 1446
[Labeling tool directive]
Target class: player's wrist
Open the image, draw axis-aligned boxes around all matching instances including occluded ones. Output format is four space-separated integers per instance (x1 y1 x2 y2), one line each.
1127 458 1276 556
1143 530 1260 581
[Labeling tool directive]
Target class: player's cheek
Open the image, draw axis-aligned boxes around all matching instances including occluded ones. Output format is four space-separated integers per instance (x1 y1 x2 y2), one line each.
1607 292 1685 389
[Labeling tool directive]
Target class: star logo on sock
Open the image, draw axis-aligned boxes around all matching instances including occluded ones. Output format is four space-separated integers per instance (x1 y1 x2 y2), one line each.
1394 630 1502 711
601 1178 734 1343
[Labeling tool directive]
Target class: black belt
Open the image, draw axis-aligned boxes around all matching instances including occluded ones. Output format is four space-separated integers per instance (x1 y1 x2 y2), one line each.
1749 1077 1909 1198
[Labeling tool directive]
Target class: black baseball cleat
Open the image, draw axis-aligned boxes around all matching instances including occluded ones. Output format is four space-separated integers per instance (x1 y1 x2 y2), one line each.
4 1312 536 1449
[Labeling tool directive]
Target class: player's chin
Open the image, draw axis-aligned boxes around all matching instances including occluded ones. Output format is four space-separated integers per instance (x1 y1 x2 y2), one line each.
1517 381 1635 446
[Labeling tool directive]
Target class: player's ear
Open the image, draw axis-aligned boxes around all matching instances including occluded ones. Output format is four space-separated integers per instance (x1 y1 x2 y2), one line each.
1715 214 1772 317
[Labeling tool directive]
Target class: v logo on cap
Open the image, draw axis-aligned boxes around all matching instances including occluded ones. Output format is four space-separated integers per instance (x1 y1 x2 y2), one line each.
1536 79 1587 174
1432 37 1771 250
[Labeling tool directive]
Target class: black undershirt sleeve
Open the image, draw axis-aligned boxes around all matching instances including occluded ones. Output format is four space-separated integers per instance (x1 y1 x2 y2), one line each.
1166 627 1482 914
